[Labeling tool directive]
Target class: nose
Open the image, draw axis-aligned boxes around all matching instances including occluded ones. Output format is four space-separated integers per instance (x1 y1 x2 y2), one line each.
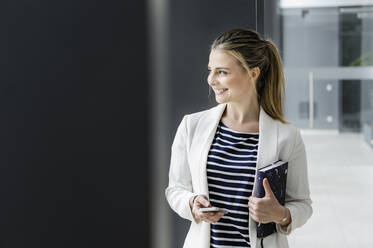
207 72 217 86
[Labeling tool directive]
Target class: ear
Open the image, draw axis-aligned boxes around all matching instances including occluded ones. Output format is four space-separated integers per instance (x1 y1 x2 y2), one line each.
250 67 261 81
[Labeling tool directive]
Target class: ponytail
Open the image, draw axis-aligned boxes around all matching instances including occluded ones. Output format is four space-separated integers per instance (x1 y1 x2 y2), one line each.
259 40 289 124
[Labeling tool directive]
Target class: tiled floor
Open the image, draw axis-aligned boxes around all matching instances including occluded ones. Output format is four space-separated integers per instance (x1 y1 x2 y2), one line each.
288 132 373 248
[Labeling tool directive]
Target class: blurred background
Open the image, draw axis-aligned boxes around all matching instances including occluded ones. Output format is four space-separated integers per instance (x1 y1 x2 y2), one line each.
0 0 372 247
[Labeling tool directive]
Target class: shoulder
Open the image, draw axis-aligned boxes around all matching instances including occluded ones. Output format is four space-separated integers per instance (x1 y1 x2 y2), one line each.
186 105 217 118
260 107 299 140
178 104 223 139
274 120 305 162
183 104 221 126
277 120 299 139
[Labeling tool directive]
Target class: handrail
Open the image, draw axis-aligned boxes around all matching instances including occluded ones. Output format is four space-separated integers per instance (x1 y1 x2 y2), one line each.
284 66 373 80
309 71 314 128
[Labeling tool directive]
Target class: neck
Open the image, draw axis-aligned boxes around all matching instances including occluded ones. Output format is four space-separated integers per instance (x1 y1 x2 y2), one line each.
223 100 260 124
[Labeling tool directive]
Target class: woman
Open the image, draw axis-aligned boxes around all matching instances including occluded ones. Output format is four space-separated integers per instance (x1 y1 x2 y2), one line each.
165 28 312 248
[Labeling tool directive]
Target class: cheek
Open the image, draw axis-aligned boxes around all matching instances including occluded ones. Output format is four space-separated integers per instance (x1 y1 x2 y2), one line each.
221 77 237 88
226 79 248 92
220 74 250 93
235 77 252 92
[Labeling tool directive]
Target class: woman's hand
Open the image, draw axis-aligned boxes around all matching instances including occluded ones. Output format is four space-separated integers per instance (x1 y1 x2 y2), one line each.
248 178 291 226
189 195 226 224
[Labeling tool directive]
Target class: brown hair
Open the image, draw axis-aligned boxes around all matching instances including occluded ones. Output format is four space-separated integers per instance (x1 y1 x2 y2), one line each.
211 28 289 124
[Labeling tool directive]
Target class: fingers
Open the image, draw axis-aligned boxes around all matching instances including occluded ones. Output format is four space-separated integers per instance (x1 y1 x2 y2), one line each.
195 210 226 224
248 201 262 216
192 195 226 223
248 195 259 204
191 195 213 223
248 202 263 223
249 211 259 222
200 211 225 223
248 197 264 222
248 199 272 224
211 212 225 223
248 201 256 212
195 195 211 208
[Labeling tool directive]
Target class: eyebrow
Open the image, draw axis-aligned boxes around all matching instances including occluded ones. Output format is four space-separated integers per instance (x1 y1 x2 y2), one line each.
207 66 230 70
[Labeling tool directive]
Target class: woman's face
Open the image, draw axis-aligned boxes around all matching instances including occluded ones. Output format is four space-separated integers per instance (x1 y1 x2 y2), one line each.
207 49 257 104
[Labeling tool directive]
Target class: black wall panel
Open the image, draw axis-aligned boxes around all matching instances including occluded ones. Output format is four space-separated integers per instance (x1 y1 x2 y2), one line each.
0 1 149 247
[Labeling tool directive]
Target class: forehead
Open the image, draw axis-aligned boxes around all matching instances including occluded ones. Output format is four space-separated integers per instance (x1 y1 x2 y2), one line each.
208 49 238 67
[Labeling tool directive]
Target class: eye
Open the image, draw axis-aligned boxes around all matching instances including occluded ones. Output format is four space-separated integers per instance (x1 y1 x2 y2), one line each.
219 70 227 75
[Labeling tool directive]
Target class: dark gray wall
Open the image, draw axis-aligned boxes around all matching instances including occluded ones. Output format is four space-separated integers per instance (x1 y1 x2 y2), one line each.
168 0 257 124
0 1 149 247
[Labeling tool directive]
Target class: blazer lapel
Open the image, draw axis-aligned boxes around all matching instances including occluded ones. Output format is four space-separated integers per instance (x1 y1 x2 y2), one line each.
254 106 279 194
198 103 227 198
197 103 279 197
257 105 279 167
250 106 278 248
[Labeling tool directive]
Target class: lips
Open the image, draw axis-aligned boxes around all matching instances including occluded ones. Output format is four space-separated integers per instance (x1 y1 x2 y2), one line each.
215 88 228 95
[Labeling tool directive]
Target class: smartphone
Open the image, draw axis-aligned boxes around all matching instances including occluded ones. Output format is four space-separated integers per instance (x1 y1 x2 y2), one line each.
200 207 228 214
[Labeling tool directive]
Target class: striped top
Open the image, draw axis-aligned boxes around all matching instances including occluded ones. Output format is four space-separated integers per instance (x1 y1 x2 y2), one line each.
207 121 259 248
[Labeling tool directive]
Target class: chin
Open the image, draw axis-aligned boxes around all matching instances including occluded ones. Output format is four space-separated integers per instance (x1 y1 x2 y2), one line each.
215 97 229 104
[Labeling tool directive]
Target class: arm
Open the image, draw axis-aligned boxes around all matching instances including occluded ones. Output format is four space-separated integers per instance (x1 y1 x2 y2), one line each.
276 129 313 235
165 115 198 222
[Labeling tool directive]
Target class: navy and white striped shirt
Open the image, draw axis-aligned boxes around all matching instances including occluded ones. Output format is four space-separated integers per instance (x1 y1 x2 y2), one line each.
207 121 259 248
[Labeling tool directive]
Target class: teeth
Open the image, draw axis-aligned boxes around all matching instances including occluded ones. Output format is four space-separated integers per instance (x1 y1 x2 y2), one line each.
217 89 227 93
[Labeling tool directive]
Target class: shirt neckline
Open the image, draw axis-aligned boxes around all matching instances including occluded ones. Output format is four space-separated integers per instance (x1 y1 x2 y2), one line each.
219 121 259 135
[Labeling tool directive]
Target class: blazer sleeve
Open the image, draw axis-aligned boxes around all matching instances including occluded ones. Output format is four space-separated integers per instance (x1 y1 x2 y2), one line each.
276 128 313 235
165 115 198 222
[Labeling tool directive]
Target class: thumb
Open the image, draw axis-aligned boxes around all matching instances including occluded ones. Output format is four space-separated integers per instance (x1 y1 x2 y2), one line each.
263 178 274 197
199 195 211 207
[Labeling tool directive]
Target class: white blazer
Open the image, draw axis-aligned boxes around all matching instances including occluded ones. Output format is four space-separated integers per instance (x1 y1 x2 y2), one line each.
165 103 313 248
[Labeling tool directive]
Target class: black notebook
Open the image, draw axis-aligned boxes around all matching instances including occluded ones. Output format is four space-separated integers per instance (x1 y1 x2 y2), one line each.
255 160 288 238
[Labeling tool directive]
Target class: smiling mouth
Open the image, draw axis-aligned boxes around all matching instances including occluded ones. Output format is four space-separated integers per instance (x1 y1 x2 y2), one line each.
215 89 228 95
